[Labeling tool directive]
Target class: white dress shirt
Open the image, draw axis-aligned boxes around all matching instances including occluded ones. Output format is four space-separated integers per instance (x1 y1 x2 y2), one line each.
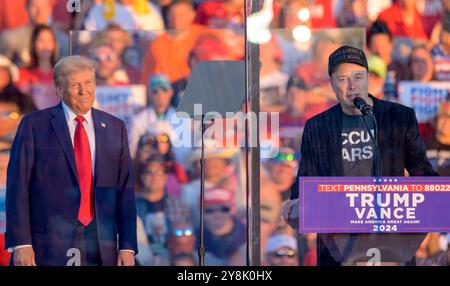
61 101 96 174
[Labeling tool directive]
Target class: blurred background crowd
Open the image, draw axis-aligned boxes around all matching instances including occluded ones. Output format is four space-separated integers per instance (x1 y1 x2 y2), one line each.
0 0 450 266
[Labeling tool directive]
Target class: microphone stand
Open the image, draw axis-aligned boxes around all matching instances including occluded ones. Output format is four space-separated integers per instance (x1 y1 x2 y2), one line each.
359 101 384 250
354 97 382 177
359 112 382 177
198 114 206 266
342 98 383 264
342 108 382 263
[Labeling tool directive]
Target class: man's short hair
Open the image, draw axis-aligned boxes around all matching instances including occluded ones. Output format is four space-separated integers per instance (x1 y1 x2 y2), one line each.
97 23 133 49
286 75 307 91
53 56 96 87
367 20 393 44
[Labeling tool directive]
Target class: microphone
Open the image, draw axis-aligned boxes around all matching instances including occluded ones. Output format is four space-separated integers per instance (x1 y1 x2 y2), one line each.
353 96 382 176
353 97 374 117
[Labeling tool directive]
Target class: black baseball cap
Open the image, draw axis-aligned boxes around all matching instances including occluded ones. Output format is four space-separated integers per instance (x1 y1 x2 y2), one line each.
328 45 368 76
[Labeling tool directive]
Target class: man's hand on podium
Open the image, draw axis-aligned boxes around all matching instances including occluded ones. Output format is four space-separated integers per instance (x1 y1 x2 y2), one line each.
282 199 299 229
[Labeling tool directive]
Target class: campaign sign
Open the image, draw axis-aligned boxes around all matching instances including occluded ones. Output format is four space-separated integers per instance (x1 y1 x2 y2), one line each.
299 177 450 233
94 85 146 128
434 56 450 81
398 81 450 123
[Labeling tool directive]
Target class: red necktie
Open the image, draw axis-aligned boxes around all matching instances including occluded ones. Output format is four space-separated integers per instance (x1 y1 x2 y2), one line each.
74 115 94 226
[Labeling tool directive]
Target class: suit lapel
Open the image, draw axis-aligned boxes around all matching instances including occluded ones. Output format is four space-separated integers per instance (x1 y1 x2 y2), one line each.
372 96 390 146
328 104 344 176
50 103 78 179
91 108 107 187
372 95 391 175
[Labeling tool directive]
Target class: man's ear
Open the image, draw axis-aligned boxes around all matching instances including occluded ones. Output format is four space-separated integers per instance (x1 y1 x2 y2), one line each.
329 76 336 93
55 84 63 99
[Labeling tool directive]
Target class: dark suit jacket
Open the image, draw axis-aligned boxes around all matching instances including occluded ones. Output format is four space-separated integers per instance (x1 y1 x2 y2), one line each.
290 95 437 265
5 103 138 266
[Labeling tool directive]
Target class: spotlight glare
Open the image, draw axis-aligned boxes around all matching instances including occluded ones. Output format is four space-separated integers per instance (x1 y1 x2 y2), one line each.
297 8 310 22
292 25 311 43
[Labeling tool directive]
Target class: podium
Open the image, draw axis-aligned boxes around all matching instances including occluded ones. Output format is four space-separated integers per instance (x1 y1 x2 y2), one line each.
320 233 427 265
295 176 450 265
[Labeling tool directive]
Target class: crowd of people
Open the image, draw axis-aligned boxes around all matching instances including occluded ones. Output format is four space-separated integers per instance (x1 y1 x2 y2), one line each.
0 0 449 266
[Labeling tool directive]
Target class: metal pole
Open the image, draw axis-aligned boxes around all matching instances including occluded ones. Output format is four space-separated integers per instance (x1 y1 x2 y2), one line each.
245 0 261 266
244 0 250 267
198 114 206 266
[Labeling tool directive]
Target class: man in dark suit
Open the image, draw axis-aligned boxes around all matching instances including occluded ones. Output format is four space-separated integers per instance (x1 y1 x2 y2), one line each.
5 55 137 266
282 45 437 265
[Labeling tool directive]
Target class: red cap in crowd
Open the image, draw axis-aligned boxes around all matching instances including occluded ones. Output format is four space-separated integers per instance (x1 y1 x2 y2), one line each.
204 187 235 207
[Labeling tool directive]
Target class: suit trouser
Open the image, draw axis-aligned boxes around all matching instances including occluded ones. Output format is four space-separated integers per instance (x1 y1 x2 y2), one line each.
73 218 102 266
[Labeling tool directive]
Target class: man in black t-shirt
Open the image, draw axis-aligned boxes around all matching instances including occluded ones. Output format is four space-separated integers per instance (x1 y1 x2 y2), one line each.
282 45 437 265
341 113 375 176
